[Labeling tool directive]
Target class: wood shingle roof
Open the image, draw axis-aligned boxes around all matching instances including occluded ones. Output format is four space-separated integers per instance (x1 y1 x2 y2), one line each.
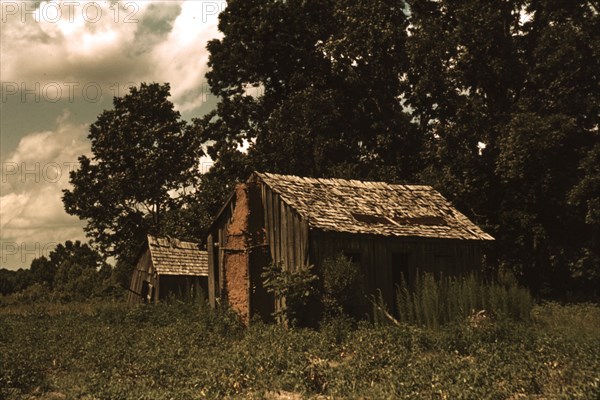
255 172 494 241
147 235 208 276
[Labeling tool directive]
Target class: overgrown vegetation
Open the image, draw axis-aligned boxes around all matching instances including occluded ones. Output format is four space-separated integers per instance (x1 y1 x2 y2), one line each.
1 300 598 399
389 272 534 328
321 253 365 318
261 262 319 326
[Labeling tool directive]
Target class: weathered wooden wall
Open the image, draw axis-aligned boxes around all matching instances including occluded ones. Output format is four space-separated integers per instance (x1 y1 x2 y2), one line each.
207 191 236 308
261 183 310 272
127 247 159 304
309 232 485 308
260 183 310 317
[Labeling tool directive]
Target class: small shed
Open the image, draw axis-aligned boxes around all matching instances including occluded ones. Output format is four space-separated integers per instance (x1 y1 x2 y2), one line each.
206 172 494 323
127 235 208 304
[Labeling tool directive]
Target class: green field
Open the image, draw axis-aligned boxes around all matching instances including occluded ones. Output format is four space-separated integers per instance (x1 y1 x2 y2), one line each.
1 300 599 399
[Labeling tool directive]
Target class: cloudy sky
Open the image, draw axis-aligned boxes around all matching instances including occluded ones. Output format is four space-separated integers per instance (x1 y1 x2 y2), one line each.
1 0 224 269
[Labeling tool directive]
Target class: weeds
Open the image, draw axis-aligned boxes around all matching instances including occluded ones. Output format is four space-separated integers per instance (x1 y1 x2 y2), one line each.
0 300 598 399
393 272 534 328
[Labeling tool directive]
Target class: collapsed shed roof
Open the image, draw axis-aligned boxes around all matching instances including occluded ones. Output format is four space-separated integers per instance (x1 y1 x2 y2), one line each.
255 172 494 241
147 235 208 276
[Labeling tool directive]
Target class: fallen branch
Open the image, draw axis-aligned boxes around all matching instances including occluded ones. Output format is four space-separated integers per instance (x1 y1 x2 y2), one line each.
368 295 402 327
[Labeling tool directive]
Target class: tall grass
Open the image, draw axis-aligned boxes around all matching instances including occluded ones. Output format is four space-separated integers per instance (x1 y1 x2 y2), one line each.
394 272 534 328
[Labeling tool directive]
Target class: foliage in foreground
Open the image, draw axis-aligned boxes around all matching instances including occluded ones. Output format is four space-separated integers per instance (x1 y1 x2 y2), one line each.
1 301 599 399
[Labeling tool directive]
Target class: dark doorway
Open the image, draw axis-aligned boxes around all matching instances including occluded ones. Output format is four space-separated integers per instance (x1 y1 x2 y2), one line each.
249 247 274 322
391 252 411 314
141 281 149 303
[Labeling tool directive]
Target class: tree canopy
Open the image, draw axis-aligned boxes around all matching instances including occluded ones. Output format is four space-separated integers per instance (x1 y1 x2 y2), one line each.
63 83 201 264
194 0 421 182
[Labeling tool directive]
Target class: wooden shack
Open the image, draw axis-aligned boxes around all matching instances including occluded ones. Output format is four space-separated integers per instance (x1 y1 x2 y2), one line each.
206 172 494 322
128 235 208 304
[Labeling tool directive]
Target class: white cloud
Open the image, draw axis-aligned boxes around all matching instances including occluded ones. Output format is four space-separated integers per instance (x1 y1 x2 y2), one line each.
1 111 90 268
149 1 223 112
1 0 221 112
1 1 152 83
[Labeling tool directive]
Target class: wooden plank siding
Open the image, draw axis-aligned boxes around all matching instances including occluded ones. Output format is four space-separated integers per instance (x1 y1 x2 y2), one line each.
308 232 485 308
207 234 215 307
128 247 159 304
261 186 310 273
207 193 237 308
260 185 311 319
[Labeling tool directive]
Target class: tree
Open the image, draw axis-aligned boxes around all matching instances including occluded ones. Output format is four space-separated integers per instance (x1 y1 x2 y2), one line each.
405 0 600 293
0 269 17 295
48 240 110 300
195 0 422 191
568 143 600 291
406 0 525 224
495 2 599 294
63 83 201 265
29 256 56 289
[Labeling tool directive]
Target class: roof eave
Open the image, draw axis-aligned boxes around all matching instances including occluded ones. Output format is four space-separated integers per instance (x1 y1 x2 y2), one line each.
310 226 495 241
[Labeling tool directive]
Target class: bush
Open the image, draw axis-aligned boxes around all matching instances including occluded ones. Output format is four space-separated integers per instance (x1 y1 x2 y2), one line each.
261 262 319 327
9 283 51 304
321 253 365 318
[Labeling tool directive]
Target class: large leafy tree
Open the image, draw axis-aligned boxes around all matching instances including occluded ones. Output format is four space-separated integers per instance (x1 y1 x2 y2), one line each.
63 83 201 264
497 2 600 293
29 256 56 289
50 240 106 292
406 0 526 225
406 0 600 293
195 0 421 188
